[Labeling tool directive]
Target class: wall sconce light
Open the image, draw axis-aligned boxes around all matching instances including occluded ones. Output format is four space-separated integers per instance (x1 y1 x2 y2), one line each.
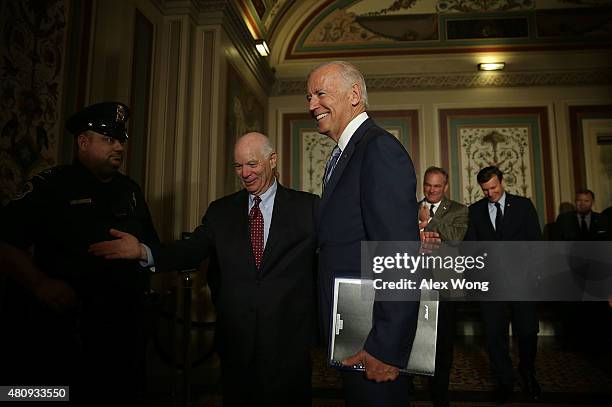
255 39 270 57
478 62 505 71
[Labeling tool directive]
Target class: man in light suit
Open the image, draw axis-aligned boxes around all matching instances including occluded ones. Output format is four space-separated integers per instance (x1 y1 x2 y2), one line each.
306 61 420 406
417 166 469 407
465 166 541 404
89 132 318 406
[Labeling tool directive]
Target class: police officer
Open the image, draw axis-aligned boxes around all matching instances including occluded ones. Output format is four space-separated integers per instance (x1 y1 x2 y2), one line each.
0 102 159 404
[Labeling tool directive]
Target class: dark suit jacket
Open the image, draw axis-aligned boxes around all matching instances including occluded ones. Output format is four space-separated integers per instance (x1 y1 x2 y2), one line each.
153 184 318 376
464 193 541 298
465 193 541 242
316 118 420 368
553 210 609 241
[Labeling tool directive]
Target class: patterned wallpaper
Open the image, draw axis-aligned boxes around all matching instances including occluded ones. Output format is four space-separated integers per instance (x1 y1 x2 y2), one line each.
459 126 534 204
439 107 554 225
0 0 68 205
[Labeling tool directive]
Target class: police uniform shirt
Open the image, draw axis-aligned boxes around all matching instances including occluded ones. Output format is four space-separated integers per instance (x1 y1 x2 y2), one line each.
0 160 159 310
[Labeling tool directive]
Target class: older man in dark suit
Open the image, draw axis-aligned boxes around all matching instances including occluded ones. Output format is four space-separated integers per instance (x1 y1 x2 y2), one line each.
90 132 318 406
465 166 542 404
307 61 420 406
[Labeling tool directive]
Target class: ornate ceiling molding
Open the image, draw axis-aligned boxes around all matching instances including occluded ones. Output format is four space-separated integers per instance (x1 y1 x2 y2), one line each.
280 0 612 61
274 69 612 95
215 0 275 94
156 0 275 94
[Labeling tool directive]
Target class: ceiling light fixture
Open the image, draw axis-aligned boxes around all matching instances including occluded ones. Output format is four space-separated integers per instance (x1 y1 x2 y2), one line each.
478 62 505 71
255 39 270 57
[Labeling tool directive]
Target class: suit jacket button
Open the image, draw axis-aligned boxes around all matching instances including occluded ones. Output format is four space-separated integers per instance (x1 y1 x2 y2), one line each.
315 248 320 254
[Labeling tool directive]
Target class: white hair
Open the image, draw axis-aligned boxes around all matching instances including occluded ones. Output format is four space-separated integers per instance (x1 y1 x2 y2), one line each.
308 61 369 109
235 132 275 158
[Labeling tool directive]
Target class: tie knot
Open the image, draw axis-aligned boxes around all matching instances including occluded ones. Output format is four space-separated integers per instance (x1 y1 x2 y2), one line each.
331 145 341 158
580 213 586 220
494 202 502 209
323 145 342 187
253 196 261 206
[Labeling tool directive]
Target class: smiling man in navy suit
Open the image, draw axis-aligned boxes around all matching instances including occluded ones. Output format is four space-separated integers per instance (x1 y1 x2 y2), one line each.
465 166 542 404
307 61 420 406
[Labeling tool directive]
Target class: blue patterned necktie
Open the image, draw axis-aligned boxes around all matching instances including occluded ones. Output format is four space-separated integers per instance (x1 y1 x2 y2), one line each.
323 145 342 187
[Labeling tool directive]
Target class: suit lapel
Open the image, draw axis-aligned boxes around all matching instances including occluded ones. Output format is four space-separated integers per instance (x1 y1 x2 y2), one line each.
234 189 257 270
434 197 450 219
260 183 288 273
482 199 496 236
501 193 513 231
318 118 374 219
572 215 580 235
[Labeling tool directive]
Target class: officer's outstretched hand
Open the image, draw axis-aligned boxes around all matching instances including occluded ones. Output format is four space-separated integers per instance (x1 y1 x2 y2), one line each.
88 228 146 260
33 276 77 311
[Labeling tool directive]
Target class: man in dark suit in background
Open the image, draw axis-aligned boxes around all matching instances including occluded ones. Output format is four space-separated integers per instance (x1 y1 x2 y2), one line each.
418 166 469 407
553 189 610 350
90 132 318 406
307 61 420 406
553 189 609 241
465 166 542 404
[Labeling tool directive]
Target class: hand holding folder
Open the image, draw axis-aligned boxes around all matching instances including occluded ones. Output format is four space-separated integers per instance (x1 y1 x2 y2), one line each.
342 349 400 382
330 278 439 377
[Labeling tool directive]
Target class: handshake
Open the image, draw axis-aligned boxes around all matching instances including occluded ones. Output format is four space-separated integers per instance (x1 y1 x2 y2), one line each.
419 202 441 253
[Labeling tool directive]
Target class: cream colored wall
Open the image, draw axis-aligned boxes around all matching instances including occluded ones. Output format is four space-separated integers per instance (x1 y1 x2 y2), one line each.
87 0 212 240
86 0 274 240
268 84 612 219
88 1 133 104
217 29 269 197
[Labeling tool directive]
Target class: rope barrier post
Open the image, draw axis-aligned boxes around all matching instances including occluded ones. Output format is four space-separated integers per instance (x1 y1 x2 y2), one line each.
182 269 193 407
178 232 195 407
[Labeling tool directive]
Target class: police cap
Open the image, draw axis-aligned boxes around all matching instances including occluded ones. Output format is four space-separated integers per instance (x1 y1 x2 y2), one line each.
66 102 129 141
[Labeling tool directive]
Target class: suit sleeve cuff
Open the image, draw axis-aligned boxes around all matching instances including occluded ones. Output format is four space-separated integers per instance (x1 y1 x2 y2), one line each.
139 244 155 270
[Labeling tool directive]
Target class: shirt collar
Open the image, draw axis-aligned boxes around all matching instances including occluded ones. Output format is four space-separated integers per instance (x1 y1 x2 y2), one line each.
577 211 591 220
337 112 369 152
423 199 442 211
250 179 277 209
489 192 507 208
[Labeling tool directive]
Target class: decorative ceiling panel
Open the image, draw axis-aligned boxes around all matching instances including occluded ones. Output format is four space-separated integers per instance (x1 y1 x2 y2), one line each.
282 0 612 59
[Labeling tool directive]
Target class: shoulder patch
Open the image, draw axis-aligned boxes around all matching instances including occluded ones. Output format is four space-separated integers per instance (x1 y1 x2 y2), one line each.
13 165 69 200
12 181 34 200
32 166 64 182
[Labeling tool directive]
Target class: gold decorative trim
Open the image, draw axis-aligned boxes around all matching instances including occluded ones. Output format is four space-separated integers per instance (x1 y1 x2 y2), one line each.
275 69 612 94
